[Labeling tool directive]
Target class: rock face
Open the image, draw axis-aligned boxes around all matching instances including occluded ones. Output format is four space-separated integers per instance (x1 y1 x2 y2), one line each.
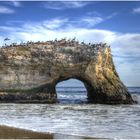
0 40 134 104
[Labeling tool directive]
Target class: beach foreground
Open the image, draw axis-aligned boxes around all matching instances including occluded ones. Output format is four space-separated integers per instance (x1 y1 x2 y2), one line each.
0 125 110 139
0 125 53 139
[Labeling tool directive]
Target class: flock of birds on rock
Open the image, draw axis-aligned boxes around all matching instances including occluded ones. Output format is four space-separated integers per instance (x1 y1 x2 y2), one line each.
1 38 109 50
0 38 111 64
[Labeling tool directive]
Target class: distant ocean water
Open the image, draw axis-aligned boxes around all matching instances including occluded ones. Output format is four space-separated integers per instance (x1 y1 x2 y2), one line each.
0 86 140 139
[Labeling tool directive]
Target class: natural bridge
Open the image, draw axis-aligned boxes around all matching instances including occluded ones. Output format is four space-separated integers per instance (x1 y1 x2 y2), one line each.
0 40 134 104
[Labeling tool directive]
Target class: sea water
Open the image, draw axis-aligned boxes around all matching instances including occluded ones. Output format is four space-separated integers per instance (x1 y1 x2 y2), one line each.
0 86 140 139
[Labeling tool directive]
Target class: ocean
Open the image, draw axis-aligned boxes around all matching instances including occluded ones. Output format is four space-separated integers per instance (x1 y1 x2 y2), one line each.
0 83 140 139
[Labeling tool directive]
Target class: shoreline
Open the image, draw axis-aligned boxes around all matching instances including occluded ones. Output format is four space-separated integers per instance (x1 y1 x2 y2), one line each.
0 125 110 139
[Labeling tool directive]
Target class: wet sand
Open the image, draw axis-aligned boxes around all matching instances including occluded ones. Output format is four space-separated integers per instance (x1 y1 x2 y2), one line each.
0 125 110 139
0 125 53 139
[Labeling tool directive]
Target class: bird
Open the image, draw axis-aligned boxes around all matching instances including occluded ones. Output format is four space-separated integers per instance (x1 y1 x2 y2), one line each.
4 38 10 41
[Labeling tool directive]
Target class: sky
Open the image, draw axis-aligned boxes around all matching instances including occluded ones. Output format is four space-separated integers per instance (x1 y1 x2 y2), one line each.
0 1 140 87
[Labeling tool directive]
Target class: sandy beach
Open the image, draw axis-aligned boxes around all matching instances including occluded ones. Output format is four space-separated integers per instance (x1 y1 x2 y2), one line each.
0 125 110 139
0 125 53 139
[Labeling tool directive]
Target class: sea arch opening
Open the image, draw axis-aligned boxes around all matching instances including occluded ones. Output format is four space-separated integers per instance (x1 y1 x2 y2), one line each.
55 78 93 104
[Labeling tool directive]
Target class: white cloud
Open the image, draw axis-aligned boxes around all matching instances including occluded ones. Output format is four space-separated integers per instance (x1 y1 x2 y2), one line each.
4 1 21 7
42 18 68 29
20 18 68 33
78 13 117 28
81 17 103 27
111 33 140 56
0 6 14 14
1 25 116 44
11 1 21 7
133 7 140 13
62 1 89 8
106 12 118 20
44 1 89 10
16 16 104 33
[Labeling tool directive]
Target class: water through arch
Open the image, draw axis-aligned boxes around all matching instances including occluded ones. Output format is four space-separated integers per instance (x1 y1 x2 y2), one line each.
56 79 88 104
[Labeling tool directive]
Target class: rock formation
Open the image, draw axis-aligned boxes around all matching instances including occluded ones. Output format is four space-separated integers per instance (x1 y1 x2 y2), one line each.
0 39 134 104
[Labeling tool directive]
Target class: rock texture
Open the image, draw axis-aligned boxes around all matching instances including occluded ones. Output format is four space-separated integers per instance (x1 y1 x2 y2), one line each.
0 39 134 104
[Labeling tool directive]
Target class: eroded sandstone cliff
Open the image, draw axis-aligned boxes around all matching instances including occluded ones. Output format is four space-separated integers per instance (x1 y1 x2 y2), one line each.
0 40 134 104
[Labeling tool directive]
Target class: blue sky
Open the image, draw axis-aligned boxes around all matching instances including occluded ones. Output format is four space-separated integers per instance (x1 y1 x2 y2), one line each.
0 1 140 86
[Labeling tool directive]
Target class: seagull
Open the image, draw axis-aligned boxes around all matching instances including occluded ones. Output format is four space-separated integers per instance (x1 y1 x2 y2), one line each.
4 38 10 41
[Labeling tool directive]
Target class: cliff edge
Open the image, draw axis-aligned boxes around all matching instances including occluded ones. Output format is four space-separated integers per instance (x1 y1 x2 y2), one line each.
0 39 134 104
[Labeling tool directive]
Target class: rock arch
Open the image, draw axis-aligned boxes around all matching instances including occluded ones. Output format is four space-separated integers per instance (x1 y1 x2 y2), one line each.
0 40 134 104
